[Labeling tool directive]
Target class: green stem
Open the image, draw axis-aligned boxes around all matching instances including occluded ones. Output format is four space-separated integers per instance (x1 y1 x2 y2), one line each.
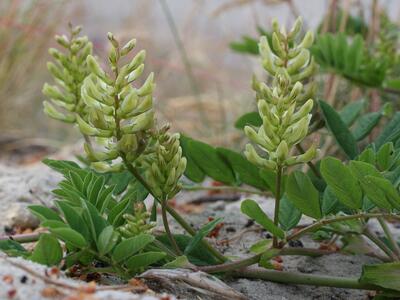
363 226 398 262
161 200 182 255
121 155 227 263
286 213 400 242
235 267 378 290
273 166 282 248
377 217 400 258
182 184 271 196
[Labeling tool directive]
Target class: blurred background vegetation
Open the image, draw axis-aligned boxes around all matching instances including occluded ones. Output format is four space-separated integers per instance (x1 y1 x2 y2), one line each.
1 0 399 161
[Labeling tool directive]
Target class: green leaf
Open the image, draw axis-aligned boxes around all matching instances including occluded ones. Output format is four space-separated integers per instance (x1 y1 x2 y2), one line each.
319 100 358 159
112 234 155 263
184 218 223 255
42 159 81 175
81 199 108 243
286 171 321 219
320 157 362 209
357 147 376 164
259 169 281 194
240 199 285 239
376 112 400 148
98 226 120 255
216 147 266 190
125 251 166 270
180 136 205 183
68 171 84 192
339 99 365 126
56 201 90 240
163 255 190 269
345 35 364 74
322 186 341 215
28 205 63 223
360 262 400 291
88 175 105 206
278 195 302 230
249 239 272 254
30 234 62 266
50 227 87 248
41 220 68 229
352 112 382 141
0 240 28 257
184 137 236 184
376 143 394 171
234 112 262 129
107 171 133 195
348 161 393 210
108 197 131 226
363 176 400 210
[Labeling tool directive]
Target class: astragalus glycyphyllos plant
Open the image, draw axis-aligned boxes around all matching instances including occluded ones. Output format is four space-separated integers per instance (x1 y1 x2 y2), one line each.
2 18 400 298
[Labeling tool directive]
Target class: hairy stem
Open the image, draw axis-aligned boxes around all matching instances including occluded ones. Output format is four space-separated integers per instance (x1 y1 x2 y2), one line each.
121 155 227 263
377 217 400 258
273 166 282 248
161 200 182 255
234 267 377 290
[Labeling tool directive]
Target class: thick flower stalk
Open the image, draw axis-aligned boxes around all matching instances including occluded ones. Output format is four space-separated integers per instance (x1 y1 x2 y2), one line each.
142 124 187 254
43 24 92 123
244 17 318 171
78 33 155 172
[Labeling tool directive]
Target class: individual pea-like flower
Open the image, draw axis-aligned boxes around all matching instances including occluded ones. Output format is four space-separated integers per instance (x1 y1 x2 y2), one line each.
43 23 93 123
78 32 156 172
244 17 319 170
118 203 156 238
143 124 187 201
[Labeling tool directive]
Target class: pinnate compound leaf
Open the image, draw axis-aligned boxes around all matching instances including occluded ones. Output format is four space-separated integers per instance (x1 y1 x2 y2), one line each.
319 100 358 159
320 157 362 209
112 234 155 263
30 234 62 266
241 199 284 239
286 171 321 219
